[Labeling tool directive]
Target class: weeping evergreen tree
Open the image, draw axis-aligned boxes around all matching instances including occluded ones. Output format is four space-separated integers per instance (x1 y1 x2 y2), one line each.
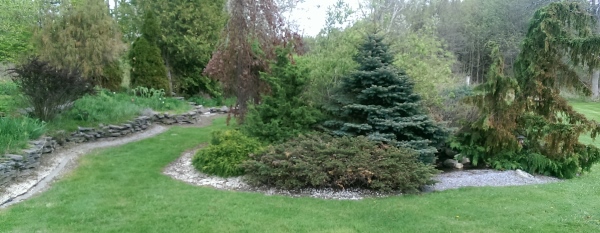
324 34 448 163
129 11 169 92
453 2 600 178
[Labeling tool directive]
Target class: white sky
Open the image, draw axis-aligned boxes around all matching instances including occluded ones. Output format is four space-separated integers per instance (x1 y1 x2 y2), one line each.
109 0 361 37
286 0 361 36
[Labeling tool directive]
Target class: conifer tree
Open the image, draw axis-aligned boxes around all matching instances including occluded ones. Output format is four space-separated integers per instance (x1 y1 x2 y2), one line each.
34 0 124 86
453 2 600 178
325 34 448 163
129 11 169 92
241 47 322 143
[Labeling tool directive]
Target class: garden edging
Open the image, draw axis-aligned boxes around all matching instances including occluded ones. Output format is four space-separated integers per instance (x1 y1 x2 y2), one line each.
0 104 230 190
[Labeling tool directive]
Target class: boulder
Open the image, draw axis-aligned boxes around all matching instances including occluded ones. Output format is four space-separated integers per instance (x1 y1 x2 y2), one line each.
443 159 464 169
515 169 534 179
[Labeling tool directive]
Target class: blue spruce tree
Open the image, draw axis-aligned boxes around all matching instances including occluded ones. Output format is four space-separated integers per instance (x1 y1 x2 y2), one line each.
325 34 447 163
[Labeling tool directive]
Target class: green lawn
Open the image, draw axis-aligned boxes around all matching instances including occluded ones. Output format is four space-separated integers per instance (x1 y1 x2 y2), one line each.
1 117 600 232
570 100 600 145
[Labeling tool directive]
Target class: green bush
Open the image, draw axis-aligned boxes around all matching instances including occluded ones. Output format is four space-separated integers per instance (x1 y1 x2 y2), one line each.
241 47 323 143
129 12 168 92
96 60 123 91
50 88 191 132
188 96 236 107
242 133 439 193
0 116 45 154
192 130 263 177
65 89 142 123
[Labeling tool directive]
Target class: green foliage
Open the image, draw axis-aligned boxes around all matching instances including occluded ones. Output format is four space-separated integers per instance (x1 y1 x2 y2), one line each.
0 80 24 114
98 60 123 91
298 26 362 105
0 0 36 63
188 96 236 107
324 33 448 163
452 3 600 178
192 130 263 177
129 11 168 92
392 20 459 108
242 133 438 193
0 116 45 154
136 0 227 97
33 0 125 85
65 89 142 123
241 48 323 143
51 88 190 132
10 57 94 121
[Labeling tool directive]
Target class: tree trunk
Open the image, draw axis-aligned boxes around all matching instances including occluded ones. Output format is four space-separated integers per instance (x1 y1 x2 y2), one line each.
593 70 599 99
165 57 174 96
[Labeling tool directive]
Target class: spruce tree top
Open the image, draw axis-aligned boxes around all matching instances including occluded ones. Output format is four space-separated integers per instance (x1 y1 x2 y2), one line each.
325 34 447 163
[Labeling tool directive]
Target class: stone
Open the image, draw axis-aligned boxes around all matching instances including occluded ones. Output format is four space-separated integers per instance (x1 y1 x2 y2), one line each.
6 154 23 161
78 126 94 132
110 133 122 137
515 169 534 179
161 119 176 125
42 147 54 154
443 159 463 169
68 137 86 143
219 106 230 113
108 125 123 130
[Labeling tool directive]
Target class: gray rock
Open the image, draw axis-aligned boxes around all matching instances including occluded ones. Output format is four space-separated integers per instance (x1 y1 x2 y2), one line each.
78 126 94 132
443 159 463 169
515 169 534 179
6 154 23 161
219 106 230 113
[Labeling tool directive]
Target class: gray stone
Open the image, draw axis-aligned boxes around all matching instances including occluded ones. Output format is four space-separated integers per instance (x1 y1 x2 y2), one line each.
161 119 176 125
78 126 94 132
42 147 54 154
6 154 23 161
515 169 534 179
110 133 122 137
219 106 230 113
443 159 463 169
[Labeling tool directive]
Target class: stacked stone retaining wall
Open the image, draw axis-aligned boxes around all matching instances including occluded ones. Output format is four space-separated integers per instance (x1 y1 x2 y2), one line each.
0 105 229 188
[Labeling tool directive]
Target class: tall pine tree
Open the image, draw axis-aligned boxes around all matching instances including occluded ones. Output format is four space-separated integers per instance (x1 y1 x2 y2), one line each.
325 34 447 163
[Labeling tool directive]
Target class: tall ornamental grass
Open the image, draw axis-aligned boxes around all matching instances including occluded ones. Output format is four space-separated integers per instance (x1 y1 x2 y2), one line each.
0 117 45 154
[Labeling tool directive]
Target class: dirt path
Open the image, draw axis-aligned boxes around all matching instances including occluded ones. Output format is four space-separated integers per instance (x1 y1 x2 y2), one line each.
0 114 221 208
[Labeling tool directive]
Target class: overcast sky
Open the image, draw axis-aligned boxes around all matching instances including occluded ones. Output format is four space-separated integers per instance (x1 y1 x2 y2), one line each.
109 0 361 37
286 0 361 36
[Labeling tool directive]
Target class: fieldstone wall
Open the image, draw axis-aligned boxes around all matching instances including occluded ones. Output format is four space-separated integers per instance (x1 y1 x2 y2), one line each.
0 105 229 188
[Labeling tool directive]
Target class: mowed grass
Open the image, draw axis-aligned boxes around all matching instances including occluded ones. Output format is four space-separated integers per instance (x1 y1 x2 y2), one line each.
1 117 600 232
570 100 600 145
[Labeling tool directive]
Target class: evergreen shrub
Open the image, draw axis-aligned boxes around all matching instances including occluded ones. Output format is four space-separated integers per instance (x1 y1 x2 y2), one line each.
129 12 169 92
241 47 322 143
192 130 263 177
97 60 123 91
242 133 439 193
324 34 448 163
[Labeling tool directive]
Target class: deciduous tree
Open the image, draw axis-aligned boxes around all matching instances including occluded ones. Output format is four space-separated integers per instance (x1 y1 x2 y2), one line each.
204 0 302 121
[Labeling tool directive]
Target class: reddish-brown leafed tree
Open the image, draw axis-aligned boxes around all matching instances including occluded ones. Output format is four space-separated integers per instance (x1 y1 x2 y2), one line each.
203 0 303 122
